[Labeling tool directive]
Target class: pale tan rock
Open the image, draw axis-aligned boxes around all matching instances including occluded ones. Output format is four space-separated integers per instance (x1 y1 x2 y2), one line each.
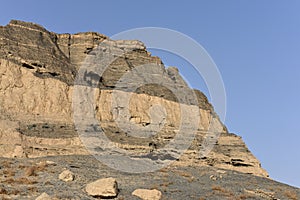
36 160 56 166
45 160 56 165
132 189 162 200
58 169 75 182
209 175 217 181
216 170 226 174
85 177 118 198
35 193 53 200
12 145 26 158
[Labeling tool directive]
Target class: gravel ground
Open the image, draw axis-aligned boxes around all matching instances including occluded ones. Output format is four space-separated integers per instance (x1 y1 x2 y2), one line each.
0 155 299 200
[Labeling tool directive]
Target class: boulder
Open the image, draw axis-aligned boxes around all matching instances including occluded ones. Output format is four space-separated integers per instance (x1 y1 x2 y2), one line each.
85 177 118 198
58 169 74 182
132 189 162 200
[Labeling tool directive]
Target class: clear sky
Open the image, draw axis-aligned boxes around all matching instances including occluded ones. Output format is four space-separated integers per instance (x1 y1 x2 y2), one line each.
1 0 299 187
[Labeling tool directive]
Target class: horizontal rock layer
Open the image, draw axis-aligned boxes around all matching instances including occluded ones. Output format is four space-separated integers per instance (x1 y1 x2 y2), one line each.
0 20 267 177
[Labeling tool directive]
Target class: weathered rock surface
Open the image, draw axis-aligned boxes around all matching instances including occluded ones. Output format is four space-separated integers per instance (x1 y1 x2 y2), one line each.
0 20 268 176
0 20 76 85
0 19 268 182
85 177 118 198
132 189 162 200
58 169 75 182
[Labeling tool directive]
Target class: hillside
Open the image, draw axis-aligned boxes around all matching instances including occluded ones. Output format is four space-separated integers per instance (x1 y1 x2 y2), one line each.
0 20 299 199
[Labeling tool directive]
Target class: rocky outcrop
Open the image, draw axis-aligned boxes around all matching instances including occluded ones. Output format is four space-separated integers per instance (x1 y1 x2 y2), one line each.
0 20 267 177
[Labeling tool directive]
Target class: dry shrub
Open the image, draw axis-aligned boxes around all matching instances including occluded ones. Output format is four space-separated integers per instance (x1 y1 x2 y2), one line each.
237 193 256 200
174 170 195 182
2 178 15 184
16 177 38 185
1 160 12 168
284 190 298 200
18 164 27 169
211 185 235 197
175 170 191 178
8 189 20 195
3 168 15 177
24 166 37 176
159 168 169 173
160 181 173 187
24 162 47 176
212 185 226 192
0 188 8 194
150 184 159 190
44 180 53 185
2 177 37 185
27 187 37 193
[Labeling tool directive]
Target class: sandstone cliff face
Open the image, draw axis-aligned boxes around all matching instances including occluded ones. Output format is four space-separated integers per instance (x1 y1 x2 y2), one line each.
0 20 268 177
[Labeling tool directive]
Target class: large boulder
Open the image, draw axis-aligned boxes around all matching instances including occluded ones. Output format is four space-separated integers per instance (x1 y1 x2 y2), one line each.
85 177 118 198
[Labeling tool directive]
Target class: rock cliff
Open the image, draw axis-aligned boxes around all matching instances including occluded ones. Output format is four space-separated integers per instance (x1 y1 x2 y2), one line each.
0 20 268 178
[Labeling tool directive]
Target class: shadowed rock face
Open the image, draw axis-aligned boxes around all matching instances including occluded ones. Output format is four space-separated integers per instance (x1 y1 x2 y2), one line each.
0 19 268 181
0 20 76 85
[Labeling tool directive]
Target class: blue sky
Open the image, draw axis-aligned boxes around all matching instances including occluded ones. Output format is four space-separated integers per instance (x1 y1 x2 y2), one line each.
1 1 299 187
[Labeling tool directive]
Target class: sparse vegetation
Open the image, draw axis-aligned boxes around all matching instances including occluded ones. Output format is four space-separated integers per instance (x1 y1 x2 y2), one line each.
24 161 47 176
1 160 13 168
2 177 37 185
174 170 195 182
3 168 15 177
0 187 20 196
236 193 256 200
0 188 8 195
160 181 173 188
284 190 298 200
24 166 37 176
211 185 235 197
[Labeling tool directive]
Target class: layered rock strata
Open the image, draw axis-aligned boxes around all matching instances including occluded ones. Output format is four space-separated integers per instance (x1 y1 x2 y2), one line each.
0 20 268 177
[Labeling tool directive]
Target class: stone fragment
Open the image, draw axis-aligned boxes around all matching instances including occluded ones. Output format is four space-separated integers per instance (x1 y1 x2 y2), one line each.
209 175 217 181
132 189 162 200
35 193 52 200
58 169 75 182
85 177 118 198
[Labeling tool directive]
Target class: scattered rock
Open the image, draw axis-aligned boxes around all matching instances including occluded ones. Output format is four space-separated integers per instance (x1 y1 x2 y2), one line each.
216 170 226 174
35 192 52 200
209 175 217 181
45 161 56 165
85 177 118 198
244 189 278 200
58 169 74 182
132 189 162 200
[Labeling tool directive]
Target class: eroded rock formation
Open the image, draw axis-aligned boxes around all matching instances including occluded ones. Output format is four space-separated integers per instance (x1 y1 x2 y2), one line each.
0 20 268 177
